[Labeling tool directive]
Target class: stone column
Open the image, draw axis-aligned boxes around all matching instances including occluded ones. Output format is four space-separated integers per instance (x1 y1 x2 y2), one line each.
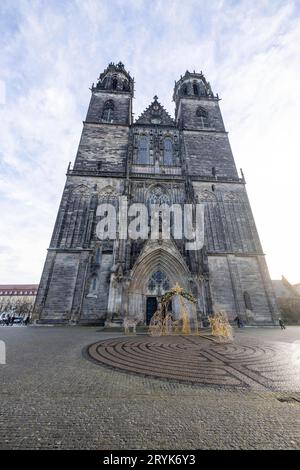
106 265 124 324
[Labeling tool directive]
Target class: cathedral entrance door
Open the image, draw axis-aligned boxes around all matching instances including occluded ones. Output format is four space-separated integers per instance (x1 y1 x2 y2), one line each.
146 297 157 324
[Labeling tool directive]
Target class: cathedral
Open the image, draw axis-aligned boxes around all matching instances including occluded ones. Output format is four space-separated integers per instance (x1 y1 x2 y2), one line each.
33 62 279 325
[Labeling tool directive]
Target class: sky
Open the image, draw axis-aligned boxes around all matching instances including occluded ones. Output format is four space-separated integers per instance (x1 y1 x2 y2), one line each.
0 0 300 284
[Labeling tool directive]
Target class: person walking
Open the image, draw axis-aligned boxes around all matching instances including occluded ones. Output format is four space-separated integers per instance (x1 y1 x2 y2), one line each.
279 318 286 330
234 316 242 328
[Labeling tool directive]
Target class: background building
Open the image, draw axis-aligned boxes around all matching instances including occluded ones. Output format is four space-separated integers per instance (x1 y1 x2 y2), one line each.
272 276 300 324
0 285 38 317
33 62 279 325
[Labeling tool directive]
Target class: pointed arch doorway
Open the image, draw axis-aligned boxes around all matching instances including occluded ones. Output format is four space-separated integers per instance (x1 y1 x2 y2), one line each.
128 242 191 324
145 270 171 324
146 297 157 325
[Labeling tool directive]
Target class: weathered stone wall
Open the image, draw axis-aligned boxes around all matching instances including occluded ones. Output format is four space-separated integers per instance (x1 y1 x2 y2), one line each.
179 98 225 131
75 123 129 172
81 252 114 322
50 176 124 250
193 182 263 254
208 255 237 319
86 91 131 125
184 131 238 178
208 254 276 324
37 252 80 321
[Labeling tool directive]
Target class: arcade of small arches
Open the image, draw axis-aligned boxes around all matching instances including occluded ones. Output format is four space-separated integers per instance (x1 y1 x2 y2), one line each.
97 68 131 93
180 79 208 97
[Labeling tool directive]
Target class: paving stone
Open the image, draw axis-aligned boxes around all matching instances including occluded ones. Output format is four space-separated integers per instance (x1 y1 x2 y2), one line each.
0 326 299 449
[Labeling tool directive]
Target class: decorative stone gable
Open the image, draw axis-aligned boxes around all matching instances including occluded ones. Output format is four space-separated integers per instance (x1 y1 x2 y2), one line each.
135 96 175 126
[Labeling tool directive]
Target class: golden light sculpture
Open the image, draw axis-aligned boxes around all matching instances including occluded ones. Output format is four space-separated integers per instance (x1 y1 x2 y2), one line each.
148 310 163 336
208 311 233 343
148 283 198 336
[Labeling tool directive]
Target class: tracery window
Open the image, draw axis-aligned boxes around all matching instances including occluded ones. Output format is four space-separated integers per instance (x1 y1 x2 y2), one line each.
102 100 114 122
182 84 188 95
89 275 98 293
148 186 169 205
193 83 199 95
148 271 170 293
163 138 173 165
112 77 118 90
196 106 209 128
137 136 150 164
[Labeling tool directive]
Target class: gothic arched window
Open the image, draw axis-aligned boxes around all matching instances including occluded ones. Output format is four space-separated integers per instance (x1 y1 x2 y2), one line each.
193 83 199 95
148 270 170 293
95 248 101 264
89 275 98 294
137 136 150 164
102 77 108 89
199 82 207 96
243 291 252 310
196 106 209 128
148 186 169 205
181 84 188 95
163 138 173 165
102 100 114 122
112 77 118 90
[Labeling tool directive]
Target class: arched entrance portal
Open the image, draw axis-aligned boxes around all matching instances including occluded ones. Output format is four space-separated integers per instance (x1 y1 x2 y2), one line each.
146 270 170 324
128 243 192 324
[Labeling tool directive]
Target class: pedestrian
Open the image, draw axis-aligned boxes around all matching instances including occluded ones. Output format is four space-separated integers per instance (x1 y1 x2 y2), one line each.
6 314 10 326
234 316 241 328
10 314 15 326
279 318 286 330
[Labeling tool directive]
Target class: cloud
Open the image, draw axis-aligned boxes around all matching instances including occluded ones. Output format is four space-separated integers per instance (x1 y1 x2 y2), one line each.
0 0 299 283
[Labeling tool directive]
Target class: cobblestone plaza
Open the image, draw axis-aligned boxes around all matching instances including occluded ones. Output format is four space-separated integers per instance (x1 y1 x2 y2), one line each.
1 326 299 450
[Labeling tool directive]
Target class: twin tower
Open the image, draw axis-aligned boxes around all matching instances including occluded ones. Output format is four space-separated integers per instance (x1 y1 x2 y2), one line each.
33 62 279 325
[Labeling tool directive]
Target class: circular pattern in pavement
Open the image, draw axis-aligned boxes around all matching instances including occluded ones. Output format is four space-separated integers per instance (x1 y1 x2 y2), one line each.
86 335 298 390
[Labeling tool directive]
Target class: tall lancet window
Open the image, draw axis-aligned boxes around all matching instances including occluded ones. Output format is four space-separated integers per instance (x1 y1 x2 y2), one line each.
243 291 253 311
196 106 209 128
137 136 150 164
193 83 199 95
182 84 188 95
163 138 173 165
112 77 118 89
89 275 98 294
102 100 114 122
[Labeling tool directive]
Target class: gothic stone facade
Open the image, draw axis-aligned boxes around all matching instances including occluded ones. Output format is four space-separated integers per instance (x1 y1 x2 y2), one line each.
33 62 279 325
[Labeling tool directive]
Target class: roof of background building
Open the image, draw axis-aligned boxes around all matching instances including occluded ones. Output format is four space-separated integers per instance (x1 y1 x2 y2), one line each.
293 283 300 295
272 277 300 299
0 285 38 296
